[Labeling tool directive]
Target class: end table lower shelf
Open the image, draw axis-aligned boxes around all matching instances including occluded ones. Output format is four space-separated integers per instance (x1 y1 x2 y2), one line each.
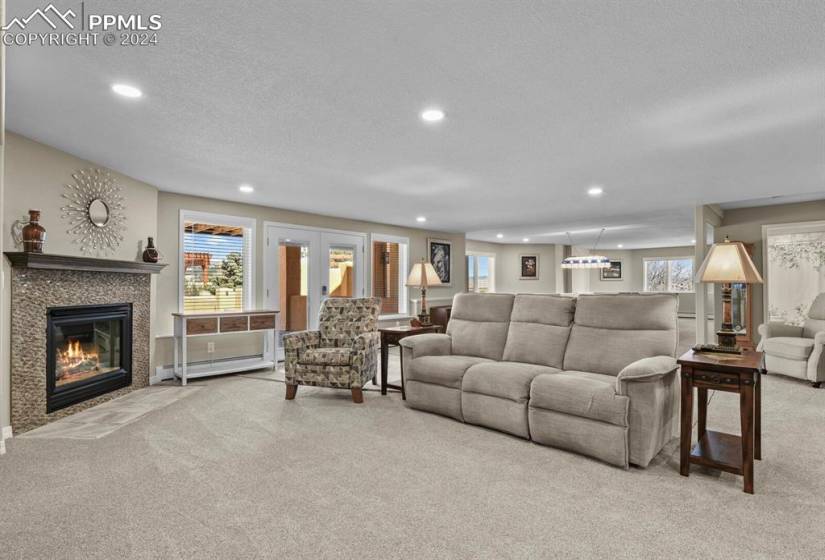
690 430 744 475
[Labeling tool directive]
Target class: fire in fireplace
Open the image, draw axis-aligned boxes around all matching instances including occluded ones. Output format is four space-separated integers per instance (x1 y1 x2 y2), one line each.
47 304 132 412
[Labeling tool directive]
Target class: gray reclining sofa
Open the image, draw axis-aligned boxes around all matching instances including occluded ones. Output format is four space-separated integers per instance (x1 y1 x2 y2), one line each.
400 293 680 468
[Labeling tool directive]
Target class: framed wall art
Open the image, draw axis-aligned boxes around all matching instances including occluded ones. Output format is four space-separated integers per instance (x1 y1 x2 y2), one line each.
600 260 623 280
428 238 452 286
519 254 539 280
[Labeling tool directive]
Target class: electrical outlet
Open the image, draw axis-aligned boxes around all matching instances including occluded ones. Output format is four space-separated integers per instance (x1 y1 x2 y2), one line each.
207 342 215 353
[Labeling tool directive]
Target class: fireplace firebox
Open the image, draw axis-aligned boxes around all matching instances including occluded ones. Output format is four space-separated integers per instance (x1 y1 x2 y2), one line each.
46 304 132 413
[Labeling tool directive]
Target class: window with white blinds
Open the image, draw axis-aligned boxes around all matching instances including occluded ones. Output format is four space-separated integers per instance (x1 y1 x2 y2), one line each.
180 211 255 312
370 234 409 316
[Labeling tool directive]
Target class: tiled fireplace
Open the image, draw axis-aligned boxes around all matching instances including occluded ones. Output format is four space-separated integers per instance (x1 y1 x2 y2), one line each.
4 253 164 433
46 303 132 413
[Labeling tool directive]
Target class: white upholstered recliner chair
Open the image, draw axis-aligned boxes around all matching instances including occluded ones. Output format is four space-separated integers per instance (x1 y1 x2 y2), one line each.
757 293 825 388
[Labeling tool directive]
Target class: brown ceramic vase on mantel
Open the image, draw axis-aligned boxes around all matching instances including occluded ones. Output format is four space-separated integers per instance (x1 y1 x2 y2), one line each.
142 237 159 263
22 209 46 253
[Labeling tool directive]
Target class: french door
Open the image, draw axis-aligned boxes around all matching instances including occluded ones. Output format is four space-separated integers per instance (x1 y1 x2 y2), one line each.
264 224 366 360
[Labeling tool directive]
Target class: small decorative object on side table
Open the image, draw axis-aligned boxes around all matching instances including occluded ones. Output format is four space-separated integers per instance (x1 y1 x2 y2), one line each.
406 259 442 325
677 349 764 494
694 237 763 353
379 324 443 398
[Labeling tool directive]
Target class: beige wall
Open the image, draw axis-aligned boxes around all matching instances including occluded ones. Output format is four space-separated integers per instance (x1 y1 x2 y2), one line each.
153 192 466 368
465 240 558 294
467 239 695 314
588 246 697 315
1 134 467 419
1 133 159 428
0 35 5 447
716 199 825 336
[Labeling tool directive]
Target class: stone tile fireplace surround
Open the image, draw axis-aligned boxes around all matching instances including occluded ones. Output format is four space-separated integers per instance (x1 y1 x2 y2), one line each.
4 253 164 433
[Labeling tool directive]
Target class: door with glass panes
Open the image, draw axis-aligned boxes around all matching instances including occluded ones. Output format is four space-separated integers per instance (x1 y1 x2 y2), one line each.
265 225 365 360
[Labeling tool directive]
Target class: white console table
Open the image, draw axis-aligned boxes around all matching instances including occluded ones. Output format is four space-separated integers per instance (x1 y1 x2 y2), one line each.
171 310 279 385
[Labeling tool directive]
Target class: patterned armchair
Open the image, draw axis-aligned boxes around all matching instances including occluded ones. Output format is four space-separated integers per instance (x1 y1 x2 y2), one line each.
283 297 381 403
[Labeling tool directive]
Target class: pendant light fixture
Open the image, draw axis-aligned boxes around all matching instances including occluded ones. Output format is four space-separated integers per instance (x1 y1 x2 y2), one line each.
560 228 611 269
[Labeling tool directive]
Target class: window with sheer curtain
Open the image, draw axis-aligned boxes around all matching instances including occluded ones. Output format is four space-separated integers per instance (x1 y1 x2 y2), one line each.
765 221 825 325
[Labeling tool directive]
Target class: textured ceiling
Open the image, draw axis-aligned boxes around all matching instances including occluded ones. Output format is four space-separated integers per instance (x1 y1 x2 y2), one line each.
6 1 825 249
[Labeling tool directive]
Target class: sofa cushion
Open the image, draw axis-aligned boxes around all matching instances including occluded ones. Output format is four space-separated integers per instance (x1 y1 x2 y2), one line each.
298 347 351 366
529 372 629 427
502 294 575 368
763 337 815 361
407 355 492 389
463 362 560 402
447 293 514 360
509 294 576 325
563 294 678 376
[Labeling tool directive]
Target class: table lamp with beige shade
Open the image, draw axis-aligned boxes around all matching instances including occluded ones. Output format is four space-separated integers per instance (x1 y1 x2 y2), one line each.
695 236 763 353
407 258 442 325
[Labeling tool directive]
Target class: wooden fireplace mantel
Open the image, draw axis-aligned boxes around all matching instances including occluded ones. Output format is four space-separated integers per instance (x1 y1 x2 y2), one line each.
4 252 167 275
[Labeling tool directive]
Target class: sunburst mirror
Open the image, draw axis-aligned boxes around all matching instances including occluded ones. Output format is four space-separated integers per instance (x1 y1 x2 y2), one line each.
61 168 127 254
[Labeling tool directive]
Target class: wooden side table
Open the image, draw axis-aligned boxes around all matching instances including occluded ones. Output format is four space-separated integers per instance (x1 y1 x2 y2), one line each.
677 349 764 494
379 325 443 398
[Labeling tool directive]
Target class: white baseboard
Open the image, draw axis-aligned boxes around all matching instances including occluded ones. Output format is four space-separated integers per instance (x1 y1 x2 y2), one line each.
151 366 175 385
2 425 13 440
151 354 265 385
0 439 5 455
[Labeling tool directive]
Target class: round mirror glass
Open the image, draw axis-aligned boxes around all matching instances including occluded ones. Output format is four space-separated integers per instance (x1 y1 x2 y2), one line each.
88 198 110 227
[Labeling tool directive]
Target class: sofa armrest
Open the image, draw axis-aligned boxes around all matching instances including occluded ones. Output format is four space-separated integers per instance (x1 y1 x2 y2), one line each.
399 333 452 359
616 356 678 396
757 322 803 346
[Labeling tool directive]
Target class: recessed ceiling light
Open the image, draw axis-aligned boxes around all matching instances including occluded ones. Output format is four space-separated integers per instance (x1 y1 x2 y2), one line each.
239 184 254 193
496 233 504 239
523 237 530 243
587 185 604 197
111 83 142 98
420 108 445 123
416 216 427 223
617 244 624 248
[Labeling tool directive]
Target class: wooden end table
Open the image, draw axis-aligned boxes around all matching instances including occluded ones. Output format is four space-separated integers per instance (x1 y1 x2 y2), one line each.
677 349 764 494
379 325 443 398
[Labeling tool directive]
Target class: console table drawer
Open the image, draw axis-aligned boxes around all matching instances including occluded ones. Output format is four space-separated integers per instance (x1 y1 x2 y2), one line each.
250 314 276 330
691 369 740 390
220 316 249 332
186 317 218 335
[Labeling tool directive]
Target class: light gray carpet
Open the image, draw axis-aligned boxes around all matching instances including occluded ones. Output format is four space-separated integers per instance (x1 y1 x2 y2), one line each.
19 386 201 440
1 320 823 559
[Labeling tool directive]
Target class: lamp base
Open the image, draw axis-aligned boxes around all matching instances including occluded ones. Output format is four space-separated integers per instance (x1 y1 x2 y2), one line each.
417 312 432 326
693 327 742 354
716 328 739 349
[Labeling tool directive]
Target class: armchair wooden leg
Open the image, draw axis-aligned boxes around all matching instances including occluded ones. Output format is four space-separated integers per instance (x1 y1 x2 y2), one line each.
285 384 298 400
351 387 364 404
